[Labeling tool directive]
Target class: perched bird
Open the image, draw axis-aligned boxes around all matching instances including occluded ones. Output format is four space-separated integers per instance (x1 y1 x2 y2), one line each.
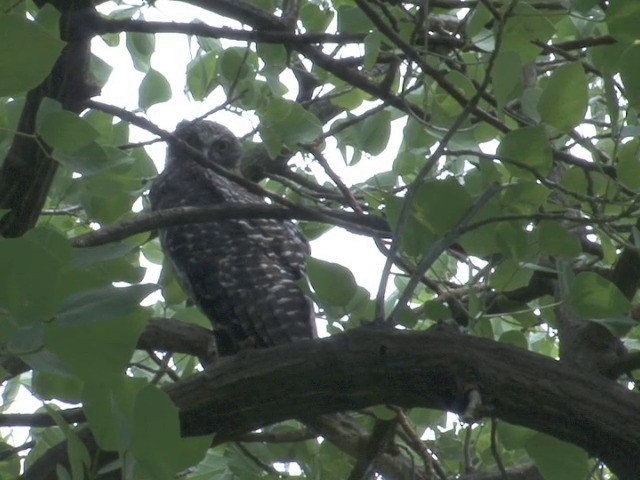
149 120 316 355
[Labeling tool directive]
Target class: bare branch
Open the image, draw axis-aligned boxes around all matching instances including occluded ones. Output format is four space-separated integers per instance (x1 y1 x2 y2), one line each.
71 204 389 248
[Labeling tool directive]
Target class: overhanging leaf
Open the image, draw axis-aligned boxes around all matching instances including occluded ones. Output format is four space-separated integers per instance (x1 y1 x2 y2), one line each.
526 432 588 480
569 272 631 318
132 386 212 479
44 309 148 380
38 111 99 152
497 126 552 178
0 228 71 324
412 178 473 235
538 63 588 132
139 68 172 110
606 0 640 42
307 257 358 307
0 15 65 95
56 284 158 324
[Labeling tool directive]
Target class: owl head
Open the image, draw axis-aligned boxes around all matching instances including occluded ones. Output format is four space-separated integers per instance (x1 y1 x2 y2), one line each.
168 119 242 171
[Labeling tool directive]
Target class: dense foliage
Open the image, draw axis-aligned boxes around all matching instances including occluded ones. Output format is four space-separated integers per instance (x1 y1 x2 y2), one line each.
1 0 640 478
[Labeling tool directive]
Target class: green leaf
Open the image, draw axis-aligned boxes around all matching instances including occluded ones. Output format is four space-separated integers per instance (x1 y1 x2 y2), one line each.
38 111 99 152
490 260 533 292
606 0 640 42
34 3 61 35
330 88 366 110
83 376 147 451
0 228 72 323
412 178 473 235
493 52 523 112
619 45 640 110
301 3 333 33
525 433 588 480
217 47 257 86
499 330 528 349
0 15 65 95
32 371 83 404
307 257 358 307
363 32 382 70
53 142 111 175
337 5 373 34
132 386 212 479
497 126 552 178
259 98 322 155
196 33 222 53
385 195 437 258
73 243 139 268
186 51 219 101
538 221 581 259
56 284 158 325
139 68 172 110
432 71 475 118
44 405 92 480
537 63 588 132
401 118 436 151
569 272 631 318
69 243 144 287
393 151 424 179
89 53 113 89
571 0 598 13
560 166 588 195
495 222 528 260
617 139 640 190
520 87 542 121
45 309 148 381
359 110 391 156
497 422 535 450
126 31 155 72
370 405 397 420
466 2 493 38
500 182 550 214
0 442 20 478
257 43 287 74
79 174 137 223
501 3 556 63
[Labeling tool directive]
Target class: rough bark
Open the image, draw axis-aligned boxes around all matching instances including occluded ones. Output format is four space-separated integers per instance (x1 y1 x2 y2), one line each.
166 327 640 479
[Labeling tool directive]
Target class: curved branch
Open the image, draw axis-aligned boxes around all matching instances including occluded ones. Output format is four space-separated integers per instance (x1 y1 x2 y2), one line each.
167 328 640 479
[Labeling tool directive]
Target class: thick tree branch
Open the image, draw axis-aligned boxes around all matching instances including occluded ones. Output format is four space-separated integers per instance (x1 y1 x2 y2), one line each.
166 328 640 479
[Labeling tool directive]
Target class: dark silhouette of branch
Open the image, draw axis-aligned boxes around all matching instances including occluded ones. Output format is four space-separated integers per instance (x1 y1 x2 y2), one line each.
237 429 316 443
0 408 85 428
166 328 640 479
75 14 366 45
0 1 98 237
18 327 638 479
347 417 399 480
71 204 389 248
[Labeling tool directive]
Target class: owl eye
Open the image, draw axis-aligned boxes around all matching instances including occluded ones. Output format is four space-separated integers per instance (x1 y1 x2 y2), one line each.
213 140 230 152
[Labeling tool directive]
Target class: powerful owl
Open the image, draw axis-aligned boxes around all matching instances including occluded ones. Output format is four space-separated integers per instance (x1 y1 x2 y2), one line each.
149 120 316 355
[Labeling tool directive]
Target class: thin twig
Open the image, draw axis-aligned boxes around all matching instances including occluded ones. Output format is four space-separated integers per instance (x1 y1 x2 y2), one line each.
490 418 508 479
376 0 517 322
